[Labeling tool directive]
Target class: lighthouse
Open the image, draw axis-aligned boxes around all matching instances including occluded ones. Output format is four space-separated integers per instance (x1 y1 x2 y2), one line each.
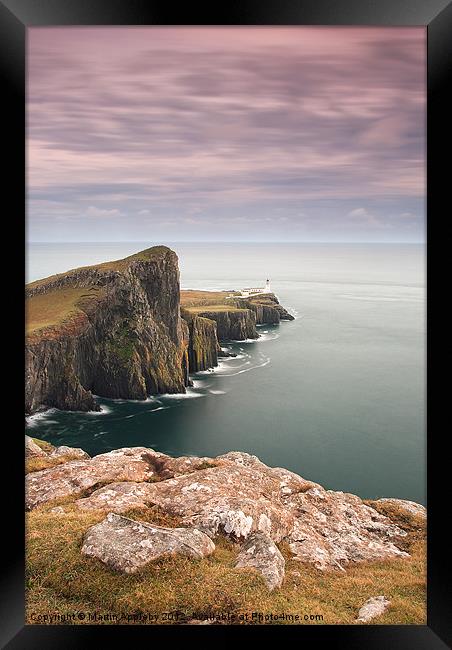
265 278 271 293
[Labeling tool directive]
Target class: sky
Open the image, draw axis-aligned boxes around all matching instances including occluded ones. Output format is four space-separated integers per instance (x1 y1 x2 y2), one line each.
27 27 425 243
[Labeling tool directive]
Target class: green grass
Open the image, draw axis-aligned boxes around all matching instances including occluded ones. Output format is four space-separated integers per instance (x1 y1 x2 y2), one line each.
105 323 137 363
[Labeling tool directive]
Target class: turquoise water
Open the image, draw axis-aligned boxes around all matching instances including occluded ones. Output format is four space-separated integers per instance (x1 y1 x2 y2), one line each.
26 242 426 504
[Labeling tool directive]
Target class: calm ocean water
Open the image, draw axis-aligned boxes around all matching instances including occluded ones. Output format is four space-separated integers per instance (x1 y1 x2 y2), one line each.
26 242 426 504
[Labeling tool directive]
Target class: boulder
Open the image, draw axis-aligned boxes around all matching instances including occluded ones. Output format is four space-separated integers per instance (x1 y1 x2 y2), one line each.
51 445 90 460
81 513 215 573
356 596 390 623
235 532 285 590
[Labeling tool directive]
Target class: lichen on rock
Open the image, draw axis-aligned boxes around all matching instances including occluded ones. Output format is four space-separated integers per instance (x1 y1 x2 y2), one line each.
26 441 422 576
81 512 215 573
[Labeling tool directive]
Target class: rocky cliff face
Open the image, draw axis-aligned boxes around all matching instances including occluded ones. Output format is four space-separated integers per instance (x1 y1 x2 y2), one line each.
188 309 258 342
235 294 295 324
184 315 221 373
26 247 189 414
26 248 295 411
180 293 294 371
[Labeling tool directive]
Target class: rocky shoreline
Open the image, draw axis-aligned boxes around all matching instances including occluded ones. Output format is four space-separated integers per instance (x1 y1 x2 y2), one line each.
26 437 426 593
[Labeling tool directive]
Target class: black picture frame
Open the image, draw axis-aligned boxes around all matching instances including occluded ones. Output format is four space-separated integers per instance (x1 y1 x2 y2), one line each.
2 0 451 646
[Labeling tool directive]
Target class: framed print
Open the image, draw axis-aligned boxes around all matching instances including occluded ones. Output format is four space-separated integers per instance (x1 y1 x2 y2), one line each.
2 0 451 646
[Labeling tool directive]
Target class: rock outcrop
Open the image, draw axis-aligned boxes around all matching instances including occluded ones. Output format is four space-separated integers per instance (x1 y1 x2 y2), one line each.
26 442 422 582
179 292 295 373
26 247 190 414
235 532 285 590
82 512 215 573
235 294 295 324
26 447 157 509
285 488 409 571
49 445 90 460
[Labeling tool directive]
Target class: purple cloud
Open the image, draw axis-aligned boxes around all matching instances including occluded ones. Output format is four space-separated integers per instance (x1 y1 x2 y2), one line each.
27 27 425 242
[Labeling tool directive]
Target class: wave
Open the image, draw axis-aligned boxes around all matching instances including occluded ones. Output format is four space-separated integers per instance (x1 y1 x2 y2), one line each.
93 431 109 438
161 388 205 400
122 405 171 419
26 408 58 428
217 356 271 377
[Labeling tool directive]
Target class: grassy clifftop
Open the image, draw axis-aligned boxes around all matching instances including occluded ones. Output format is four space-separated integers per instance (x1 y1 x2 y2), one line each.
180 289 241 315
26 247 175 339
26 286 104 336
27 246 173 292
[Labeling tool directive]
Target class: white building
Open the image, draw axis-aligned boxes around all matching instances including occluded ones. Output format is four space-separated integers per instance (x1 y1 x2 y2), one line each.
238 279 271 298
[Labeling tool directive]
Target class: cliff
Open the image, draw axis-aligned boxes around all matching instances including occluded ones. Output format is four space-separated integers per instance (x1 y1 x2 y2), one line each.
186 308 258 342
180 290 294 364
26 247 189 414
236 293 295 323
25 438 427 624
183 314 221 373
26 253 295 411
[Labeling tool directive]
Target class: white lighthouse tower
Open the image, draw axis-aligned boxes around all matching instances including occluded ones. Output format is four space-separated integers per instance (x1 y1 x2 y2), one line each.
265 278 271 293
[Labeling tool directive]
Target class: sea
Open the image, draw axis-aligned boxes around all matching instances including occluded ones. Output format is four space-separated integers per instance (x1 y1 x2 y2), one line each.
25 242 426 504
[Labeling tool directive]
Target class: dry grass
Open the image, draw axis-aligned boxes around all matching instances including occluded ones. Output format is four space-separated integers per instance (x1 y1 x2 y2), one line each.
26 497 426 626
183 305 244 314
26 454 82 475
30 438 54 453
180 290 238 308
26 287 102 336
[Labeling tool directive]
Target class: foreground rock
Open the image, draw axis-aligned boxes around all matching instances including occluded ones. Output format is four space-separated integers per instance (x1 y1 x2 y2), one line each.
26 448 158 509
81 513 215 573
25 435 46 458
374 498 427 520
50 445 90 460
286 487 409 570
75 452 296 542
356 596 391 623
27 442 423 572
235 532 285 590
